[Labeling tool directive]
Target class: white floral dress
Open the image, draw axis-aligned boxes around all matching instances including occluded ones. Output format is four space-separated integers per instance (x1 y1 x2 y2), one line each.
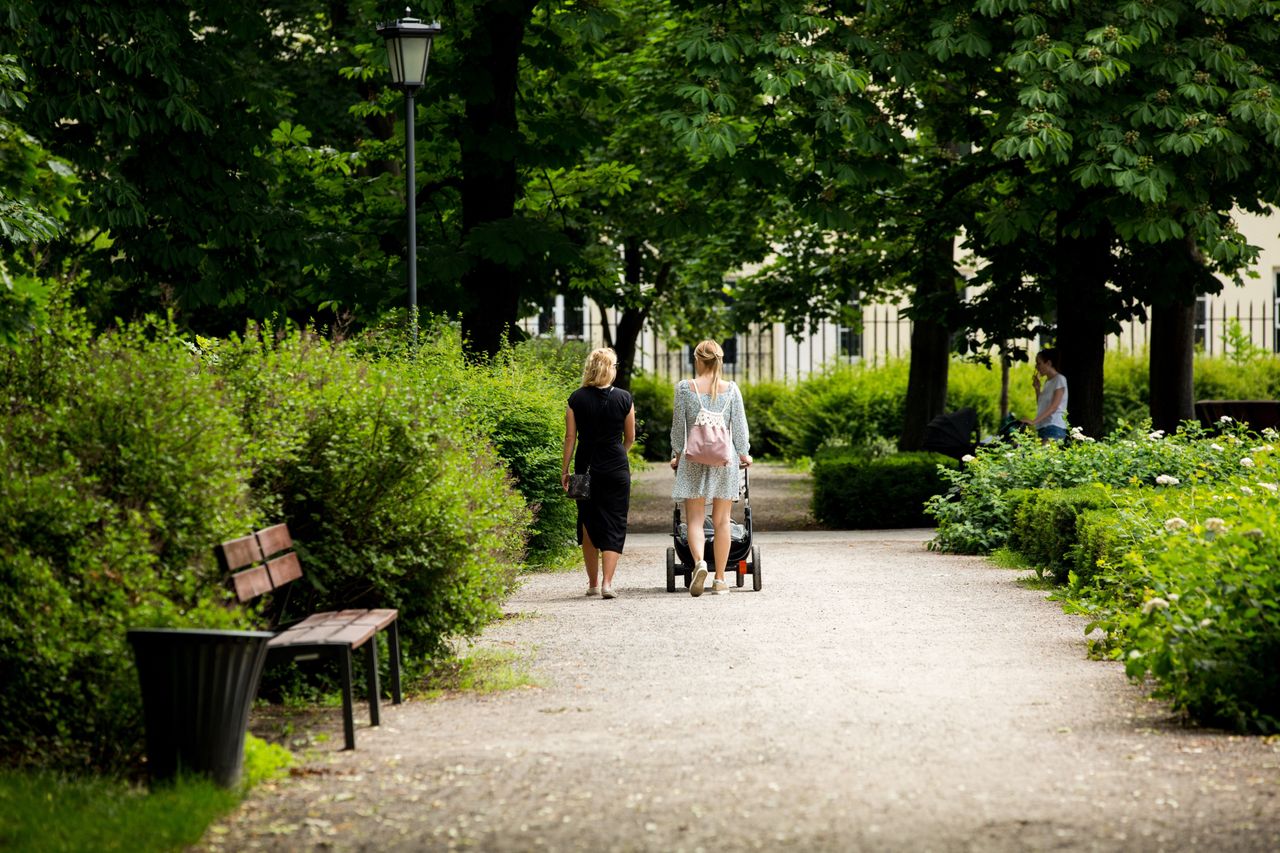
670 379 750 500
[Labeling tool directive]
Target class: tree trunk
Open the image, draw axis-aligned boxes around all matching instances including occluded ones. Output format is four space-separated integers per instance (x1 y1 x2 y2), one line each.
1051 232 1111 438
458 1 531 358
898 236 957 451
1149 301 1196 433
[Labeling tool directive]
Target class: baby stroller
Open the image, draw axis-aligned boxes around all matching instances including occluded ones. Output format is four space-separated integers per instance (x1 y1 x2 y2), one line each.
666 466 761 592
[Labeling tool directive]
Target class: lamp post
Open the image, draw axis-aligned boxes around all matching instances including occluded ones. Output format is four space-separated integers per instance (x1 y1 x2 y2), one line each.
376 10 441 345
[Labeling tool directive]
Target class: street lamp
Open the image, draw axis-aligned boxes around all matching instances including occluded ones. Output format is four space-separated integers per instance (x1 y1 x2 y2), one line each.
376 9 442 344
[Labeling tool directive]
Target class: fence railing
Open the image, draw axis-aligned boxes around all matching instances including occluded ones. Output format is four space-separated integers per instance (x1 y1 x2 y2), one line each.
519 298 1280 385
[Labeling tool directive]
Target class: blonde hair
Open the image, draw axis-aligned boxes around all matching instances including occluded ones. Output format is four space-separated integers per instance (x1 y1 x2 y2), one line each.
693 340 725 401
581 347 618 388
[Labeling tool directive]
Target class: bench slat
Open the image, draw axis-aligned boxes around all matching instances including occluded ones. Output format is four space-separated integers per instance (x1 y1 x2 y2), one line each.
256 523 293 558
231 566 273 602
266 552 303 587
217 534 263 573
271 622 377 648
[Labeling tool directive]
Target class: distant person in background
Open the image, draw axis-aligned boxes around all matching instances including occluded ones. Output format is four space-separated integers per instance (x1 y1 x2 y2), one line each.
1023 347 1068 443
562 348 636 599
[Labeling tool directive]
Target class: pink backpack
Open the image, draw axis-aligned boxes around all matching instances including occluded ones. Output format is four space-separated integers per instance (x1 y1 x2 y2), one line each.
683 380 734 467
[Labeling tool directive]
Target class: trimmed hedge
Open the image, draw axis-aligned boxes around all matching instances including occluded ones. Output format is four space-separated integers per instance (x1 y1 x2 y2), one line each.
1005 485 1112 583
813 450 958 529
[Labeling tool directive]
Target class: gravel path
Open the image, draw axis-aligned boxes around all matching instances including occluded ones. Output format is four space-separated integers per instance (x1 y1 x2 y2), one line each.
200 467 1279 852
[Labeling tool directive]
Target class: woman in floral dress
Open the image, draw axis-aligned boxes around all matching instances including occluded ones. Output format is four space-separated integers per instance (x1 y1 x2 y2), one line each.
669 340 751 596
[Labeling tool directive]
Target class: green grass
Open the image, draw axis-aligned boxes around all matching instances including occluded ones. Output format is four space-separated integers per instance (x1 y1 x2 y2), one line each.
414 647 542 699
0 771 238 853
0 736 292 853
988 546 1033 570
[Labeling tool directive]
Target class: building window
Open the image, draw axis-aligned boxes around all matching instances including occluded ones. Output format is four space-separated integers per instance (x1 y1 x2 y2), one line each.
1274 270 1280 353
564 296 585 339
838 293 862 359
1194 295 1209 350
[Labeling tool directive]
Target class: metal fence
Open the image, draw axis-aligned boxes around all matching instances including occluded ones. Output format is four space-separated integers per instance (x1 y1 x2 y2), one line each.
1108 299 1279 356
520 297 1280 385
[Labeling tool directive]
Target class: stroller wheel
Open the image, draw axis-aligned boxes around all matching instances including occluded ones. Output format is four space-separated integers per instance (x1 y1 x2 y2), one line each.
735 559 745 587
752 545 762 591
666 547 676 593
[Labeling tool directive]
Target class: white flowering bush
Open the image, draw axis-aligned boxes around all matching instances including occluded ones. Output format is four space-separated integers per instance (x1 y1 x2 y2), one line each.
1069 479 1280 733
926 419 1263 554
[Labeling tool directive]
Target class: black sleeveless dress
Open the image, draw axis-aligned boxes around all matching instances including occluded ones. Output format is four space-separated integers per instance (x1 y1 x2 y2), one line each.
568 385 633 553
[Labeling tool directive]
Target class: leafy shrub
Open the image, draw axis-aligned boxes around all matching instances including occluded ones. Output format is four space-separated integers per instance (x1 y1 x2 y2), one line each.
1066 470 1280 732
739 380 791 459
630 373 675 461
209 326 530 661
771 361 909 458
813 450 958 528
926 420 1261 554
0 314 256 771
1005 484 1112 582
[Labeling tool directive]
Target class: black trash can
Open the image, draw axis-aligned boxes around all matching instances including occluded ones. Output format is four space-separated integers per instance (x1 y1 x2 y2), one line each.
127 628 274 788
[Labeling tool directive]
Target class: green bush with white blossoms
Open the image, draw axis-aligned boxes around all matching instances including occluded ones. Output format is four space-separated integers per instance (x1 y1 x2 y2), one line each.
926 419 1280 732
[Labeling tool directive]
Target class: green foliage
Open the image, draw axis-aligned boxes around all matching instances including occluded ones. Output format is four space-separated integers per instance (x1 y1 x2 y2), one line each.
1061 455 1280 732
739 380 792 459
1005 484 1112 583
0 310 256 770
0 769 240 852
630 373 676 461
241 734 293 788
770 361 909 458
207 323 531 662
927 418 1263 554
813 449 958 529
0 307 551 773
945 423 1280 731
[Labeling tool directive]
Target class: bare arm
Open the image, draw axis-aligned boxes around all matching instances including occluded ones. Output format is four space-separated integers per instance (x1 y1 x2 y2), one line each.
561 406 577 492
623 405 636 453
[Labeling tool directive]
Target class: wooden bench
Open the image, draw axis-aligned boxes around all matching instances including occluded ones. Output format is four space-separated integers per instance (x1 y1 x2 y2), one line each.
214 523 402 750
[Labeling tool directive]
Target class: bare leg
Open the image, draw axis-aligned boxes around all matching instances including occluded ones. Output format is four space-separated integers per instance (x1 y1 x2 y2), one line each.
582 524 600 589
601 550 621 589
684 498 707 564
711 498 733 580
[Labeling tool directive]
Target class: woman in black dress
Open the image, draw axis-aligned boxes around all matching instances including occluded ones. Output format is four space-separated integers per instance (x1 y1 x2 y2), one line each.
561 348 636 599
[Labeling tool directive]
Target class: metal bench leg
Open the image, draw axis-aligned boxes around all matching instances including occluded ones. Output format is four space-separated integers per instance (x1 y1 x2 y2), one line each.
364 634 381 727
388 620 403 704
337 645 356 750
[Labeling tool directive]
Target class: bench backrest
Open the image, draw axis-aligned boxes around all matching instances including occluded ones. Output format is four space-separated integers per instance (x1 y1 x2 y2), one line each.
215 523 304 604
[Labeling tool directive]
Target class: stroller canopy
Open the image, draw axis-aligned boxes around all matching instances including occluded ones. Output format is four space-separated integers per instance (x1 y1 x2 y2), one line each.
922 407 978 460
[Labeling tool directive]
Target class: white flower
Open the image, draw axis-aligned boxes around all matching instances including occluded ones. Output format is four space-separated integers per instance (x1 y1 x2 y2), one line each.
1148 430 1166 440
1155 474 1180 486
1128 649 1143 659
1200 618 1214 628
1225 435 1240 444
1259 482 1279 493
1164 517 1189 531
1204 517 1229 535
961 454 976 463
1220 415 1234 423
1070 426 1088 441
1240 457 1255 468
1210 443 1224 452
1263 428 1277 441
1240 486 1254 496
1142 597 1170 615
1250 446 1267 454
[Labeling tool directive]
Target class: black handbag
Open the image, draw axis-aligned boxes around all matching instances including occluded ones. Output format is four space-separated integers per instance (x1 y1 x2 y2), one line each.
566 468 591 500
